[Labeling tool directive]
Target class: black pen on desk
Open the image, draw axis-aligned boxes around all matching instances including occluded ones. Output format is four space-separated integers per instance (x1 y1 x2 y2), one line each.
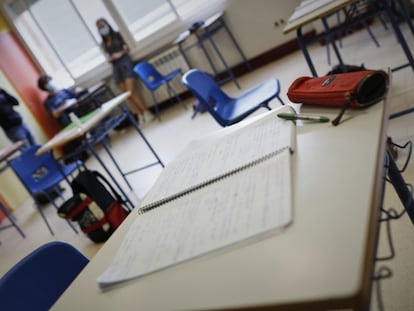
277 112 330 123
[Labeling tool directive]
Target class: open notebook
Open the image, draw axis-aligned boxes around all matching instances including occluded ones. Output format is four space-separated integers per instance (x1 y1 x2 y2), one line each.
97 107 296 288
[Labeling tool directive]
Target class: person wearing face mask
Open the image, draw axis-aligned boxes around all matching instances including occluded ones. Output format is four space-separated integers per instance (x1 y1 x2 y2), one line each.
96 17 153 124
37 74 91 163
37 74 83 127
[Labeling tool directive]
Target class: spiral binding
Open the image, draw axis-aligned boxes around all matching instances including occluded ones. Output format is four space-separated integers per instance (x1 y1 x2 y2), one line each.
138 146 291 214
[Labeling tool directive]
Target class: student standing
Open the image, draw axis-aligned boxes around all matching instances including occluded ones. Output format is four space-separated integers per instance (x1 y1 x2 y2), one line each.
96 17 152 124
0 88 36 149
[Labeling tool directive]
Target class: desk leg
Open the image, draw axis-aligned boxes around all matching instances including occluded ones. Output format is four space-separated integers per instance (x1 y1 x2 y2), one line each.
195 32 220 76
85 141 134 211
120 105 165 169
395 0 414 37
219 18 253 71
202 29 240 89
178 43 193 69
321 16 345 71
386 150 414 224
381 0 414 72
297 28 318 77
100 140 133 191
389 106 414 119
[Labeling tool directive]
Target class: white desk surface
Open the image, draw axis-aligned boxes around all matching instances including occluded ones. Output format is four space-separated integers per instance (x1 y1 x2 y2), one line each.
52 98 389 310
36 92 130 156
283 0 355 34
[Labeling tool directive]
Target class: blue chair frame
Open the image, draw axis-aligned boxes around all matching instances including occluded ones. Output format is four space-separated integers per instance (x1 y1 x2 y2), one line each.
0 241 89 311
8 145 82 235
182 69 285 127
0 202 25 238
133 61 186 120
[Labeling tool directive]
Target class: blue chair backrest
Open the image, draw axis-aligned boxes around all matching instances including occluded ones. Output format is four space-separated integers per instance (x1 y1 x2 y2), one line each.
133 61 165 90
8 145 61 190
0 241 89 311
181 69 232 126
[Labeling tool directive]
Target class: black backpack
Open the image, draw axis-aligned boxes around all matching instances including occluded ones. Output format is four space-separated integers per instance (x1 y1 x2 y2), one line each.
58 169 130 243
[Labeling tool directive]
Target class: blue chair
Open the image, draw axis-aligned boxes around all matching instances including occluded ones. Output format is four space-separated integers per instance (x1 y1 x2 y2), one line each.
181 69 285 127
8 145 82 235
0 241 89 311
133 61 186 120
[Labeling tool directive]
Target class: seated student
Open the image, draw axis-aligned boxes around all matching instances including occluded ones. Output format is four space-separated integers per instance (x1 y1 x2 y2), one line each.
0 88 36 150
37 74 87 127
37 74 89 162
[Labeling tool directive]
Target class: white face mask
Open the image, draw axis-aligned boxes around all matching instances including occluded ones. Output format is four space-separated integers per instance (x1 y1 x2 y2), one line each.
99 25 110 36
46 82 56 92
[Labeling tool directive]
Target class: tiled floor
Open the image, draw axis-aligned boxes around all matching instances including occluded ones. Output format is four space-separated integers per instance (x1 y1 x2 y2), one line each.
1 19 414 310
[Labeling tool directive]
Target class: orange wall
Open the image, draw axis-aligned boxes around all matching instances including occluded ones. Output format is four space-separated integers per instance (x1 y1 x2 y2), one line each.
0 14 60 137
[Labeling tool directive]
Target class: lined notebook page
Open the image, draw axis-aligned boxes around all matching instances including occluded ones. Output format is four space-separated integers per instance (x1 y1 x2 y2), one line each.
139 109 295 210
97 149 292 287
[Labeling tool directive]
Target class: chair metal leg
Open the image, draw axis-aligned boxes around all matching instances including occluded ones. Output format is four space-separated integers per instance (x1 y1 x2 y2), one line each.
151 92 161 121
0 203 26 238
166 82 187 110
33 197 54 235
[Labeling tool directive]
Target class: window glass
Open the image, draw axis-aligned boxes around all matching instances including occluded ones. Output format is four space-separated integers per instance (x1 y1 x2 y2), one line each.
28 0 104 78
172 0 216 19
5 0 74 86
72 0 118 43
112 0 177 41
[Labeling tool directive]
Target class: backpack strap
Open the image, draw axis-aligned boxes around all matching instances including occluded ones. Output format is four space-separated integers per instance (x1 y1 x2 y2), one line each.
92 170 125 204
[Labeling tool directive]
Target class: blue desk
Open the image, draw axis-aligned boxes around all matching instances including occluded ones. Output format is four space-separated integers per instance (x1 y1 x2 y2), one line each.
173 11 252 89
283 0 414 77
37 92 164 210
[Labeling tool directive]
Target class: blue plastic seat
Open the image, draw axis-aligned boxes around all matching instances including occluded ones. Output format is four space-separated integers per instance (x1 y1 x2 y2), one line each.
8 145 82 235
0 241 89 311
133 61 186 120
181 69 285 127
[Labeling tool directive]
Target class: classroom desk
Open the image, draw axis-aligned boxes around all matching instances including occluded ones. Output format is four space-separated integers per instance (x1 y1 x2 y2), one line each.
173 11 251 89
56 81 110 118
52 96 390 310
283 0 414 77
37 92 164 210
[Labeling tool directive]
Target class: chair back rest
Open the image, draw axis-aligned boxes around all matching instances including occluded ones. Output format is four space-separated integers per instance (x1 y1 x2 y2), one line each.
8 145 61 190
133 61 165 90
181 69 232 126
0 241 89 311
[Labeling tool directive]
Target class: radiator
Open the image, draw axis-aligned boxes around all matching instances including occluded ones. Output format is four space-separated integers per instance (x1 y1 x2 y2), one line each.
146 47 190 103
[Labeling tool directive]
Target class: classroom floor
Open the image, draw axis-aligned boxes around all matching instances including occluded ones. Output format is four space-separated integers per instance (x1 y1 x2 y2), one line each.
1 19 414 311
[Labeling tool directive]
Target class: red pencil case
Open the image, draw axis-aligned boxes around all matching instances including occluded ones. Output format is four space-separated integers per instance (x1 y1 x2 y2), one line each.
287 70 389 108
287 70 389 125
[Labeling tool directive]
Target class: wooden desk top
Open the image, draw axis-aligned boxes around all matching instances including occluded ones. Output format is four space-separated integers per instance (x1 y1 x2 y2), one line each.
52 97 389 310
36 92 130 155
283 0 355 34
